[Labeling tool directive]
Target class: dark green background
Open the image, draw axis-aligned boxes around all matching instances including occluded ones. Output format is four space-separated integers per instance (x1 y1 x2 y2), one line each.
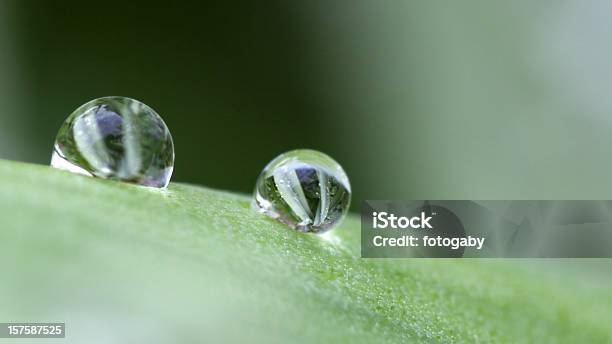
3 1 335 195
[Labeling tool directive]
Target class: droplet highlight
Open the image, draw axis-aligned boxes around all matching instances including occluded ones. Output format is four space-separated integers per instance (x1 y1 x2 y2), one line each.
253 149 351 233
51 96 174 188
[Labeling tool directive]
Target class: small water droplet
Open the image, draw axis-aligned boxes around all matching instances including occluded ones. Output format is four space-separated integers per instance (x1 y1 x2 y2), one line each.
51 96 174 188
252 149 351 233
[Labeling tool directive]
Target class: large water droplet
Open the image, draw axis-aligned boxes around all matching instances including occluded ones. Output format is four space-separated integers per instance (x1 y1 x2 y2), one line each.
51 97 174 188
253 149 351 233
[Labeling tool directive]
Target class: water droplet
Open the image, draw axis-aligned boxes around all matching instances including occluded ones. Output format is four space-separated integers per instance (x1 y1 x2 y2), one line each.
51 96 174 188
253 149 351 233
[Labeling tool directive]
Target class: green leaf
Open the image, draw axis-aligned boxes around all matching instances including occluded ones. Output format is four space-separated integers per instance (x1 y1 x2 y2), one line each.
0 159 610 343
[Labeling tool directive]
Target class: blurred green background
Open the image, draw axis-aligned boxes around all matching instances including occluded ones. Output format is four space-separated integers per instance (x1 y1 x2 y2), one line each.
3 0 612 201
